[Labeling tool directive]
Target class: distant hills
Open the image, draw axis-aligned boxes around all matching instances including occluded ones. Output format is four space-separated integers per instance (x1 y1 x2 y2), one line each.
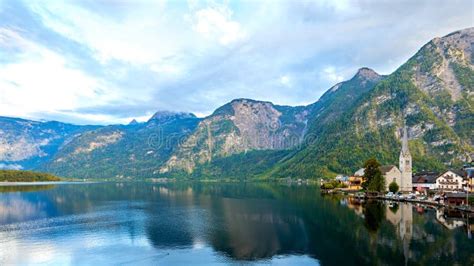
1 28 473 179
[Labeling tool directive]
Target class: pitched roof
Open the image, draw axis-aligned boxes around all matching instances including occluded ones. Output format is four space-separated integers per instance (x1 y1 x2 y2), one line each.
439 170 465 178
379 165 397 174
445 193 472 198
354 168 365 176
413 172 438 183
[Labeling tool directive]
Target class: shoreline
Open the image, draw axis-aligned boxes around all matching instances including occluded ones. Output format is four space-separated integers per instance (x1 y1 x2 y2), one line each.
0 181 97 186
350 193 474 213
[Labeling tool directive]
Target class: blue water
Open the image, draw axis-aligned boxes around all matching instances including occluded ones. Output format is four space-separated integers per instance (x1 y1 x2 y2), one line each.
0 182 472 265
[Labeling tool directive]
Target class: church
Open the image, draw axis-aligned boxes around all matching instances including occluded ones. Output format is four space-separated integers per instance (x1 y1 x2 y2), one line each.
380 126 413 192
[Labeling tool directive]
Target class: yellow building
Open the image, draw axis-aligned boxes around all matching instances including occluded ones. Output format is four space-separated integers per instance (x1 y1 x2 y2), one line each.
348 176 365 190
468 177 474 192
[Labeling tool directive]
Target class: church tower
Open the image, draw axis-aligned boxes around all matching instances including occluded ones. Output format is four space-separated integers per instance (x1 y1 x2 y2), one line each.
399 125 412 192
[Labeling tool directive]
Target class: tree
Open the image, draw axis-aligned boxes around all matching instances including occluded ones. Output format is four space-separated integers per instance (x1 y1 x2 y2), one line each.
362 158 385 192
389 181 399 193
364 200 386 233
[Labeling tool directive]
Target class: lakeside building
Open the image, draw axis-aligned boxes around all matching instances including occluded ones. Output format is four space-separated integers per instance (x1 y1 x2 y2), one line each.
435 170 465 192
465 167 474 192
412 172 438 192
445 193 471 206
347 176 364 190
350 126 413 192
380 165 402 191
380 126 413 192
345 126 471 193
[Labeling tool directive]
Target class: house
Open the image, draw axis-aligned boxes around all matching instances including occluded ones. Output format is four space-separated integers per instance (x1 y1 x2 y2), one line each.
348 176 364 190
436 170 465 191
412 172 438 192
445 193 470 206
380 165 402 191
464 167 474 192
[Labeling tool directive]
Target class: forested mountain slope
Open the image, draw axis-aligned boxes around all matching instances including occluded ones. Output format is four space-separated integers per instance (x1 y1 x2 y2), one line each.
271 28 473 178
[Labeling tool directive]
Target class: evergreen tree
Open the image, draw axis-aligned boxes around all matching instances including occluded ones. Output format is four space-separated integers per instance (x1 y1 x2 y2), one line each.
363 158 385 192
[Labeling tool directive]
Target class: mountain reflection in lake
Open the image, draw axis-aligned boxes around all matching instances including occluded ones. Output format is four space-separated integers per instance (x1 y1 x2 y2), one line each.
0 182 472 265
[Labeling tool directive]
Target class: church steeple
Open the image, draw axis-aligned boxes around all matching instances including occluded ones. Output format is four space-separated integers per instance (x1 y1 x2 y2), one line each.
399 124 412 191
401 125 410 156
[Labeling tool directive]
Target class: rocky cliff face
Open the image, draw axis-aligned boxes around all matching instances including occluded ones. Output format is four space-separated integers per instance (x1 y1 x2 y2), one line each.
160 99 311 173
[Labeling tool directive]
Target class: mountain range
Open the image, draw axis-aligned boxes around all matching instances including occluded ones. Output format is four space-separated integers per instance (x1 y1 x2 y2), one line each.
1 28 473 179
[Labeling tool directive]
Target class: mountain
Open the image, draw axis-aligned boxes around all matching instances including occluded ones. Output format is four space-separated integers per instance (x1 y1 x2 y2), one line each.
0 116 97 170
158 68 386 179
271 28 474 178
159 98 312 175
307 67 384 135
41 112 200 178
0 28 472 180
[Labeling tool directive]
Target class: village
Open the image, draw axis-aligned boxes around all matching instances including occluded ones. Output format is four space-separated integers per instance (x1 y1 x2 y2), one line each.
322 126 474 210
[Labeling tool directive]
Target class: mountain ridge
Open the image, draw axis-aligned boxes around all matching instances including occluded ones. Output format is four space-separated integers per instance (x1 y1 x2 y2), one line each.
0 27 472 179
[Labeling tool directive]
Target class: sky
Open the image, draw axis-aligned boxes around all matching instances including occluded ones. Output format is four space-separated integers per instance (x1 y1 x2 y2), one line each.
0 0 472 125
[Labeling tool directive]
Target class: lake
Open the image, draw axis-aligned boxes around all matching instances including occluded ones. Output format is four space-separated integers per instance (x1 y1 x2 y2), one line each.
0 182 473 265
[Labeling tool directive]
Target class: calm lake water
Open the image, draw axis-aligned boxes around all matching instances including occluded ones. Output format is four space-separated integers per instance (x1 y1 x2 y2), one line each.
0 182 473 265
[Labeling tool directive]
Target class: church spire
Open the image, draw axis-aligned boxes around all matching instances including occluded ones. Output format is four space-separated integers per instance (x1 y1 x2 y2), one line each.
401 125 410 155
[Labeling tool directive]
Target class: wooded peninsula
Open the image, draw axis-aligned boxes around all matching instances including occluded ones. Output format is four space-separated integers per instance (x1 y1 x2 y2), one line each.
0 170 61 182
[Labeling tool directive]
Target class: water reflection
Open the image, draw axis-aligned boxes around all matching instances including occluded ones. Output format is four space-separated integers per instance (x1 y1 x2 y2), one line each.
0 184 55 193
0 182 473 265
344 196 474 265
363 200 386 233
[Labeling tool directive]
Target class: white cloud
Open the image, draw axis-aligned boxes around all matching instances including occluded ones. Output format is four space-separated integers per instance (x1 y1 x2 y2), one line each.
27 1 185 65
0 28 120 121
279 75 291 87
191 5 246 45
321 66 344 83
0 0 472 124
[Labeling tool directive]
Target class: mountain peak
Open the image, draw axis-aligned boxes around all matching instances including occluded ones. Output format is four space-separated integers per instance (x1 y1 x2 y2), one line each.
128 119 138 125
148 111 196 123
354 67 380 80
212 98 275 117
230 98 273 105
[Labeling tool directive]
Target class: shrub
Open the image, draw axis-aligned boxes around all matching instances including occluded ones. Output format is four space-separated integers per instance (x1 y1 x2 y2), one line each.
389 181 399 193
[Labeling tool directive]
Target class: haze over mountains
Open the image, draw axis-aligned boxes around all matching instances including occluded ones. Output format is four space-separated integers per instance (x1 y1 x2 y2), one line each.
1 28 473 179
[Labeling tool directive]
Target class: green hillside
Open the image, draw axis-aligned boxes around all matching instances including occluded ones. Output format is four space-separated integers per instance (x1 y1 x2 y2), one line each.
270 28 473 178
41 113 200 179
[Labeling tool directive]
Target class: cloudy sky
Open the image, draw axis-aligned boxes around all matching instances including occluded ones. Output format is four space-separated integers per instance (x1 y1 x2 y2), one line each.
0 0 472 124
